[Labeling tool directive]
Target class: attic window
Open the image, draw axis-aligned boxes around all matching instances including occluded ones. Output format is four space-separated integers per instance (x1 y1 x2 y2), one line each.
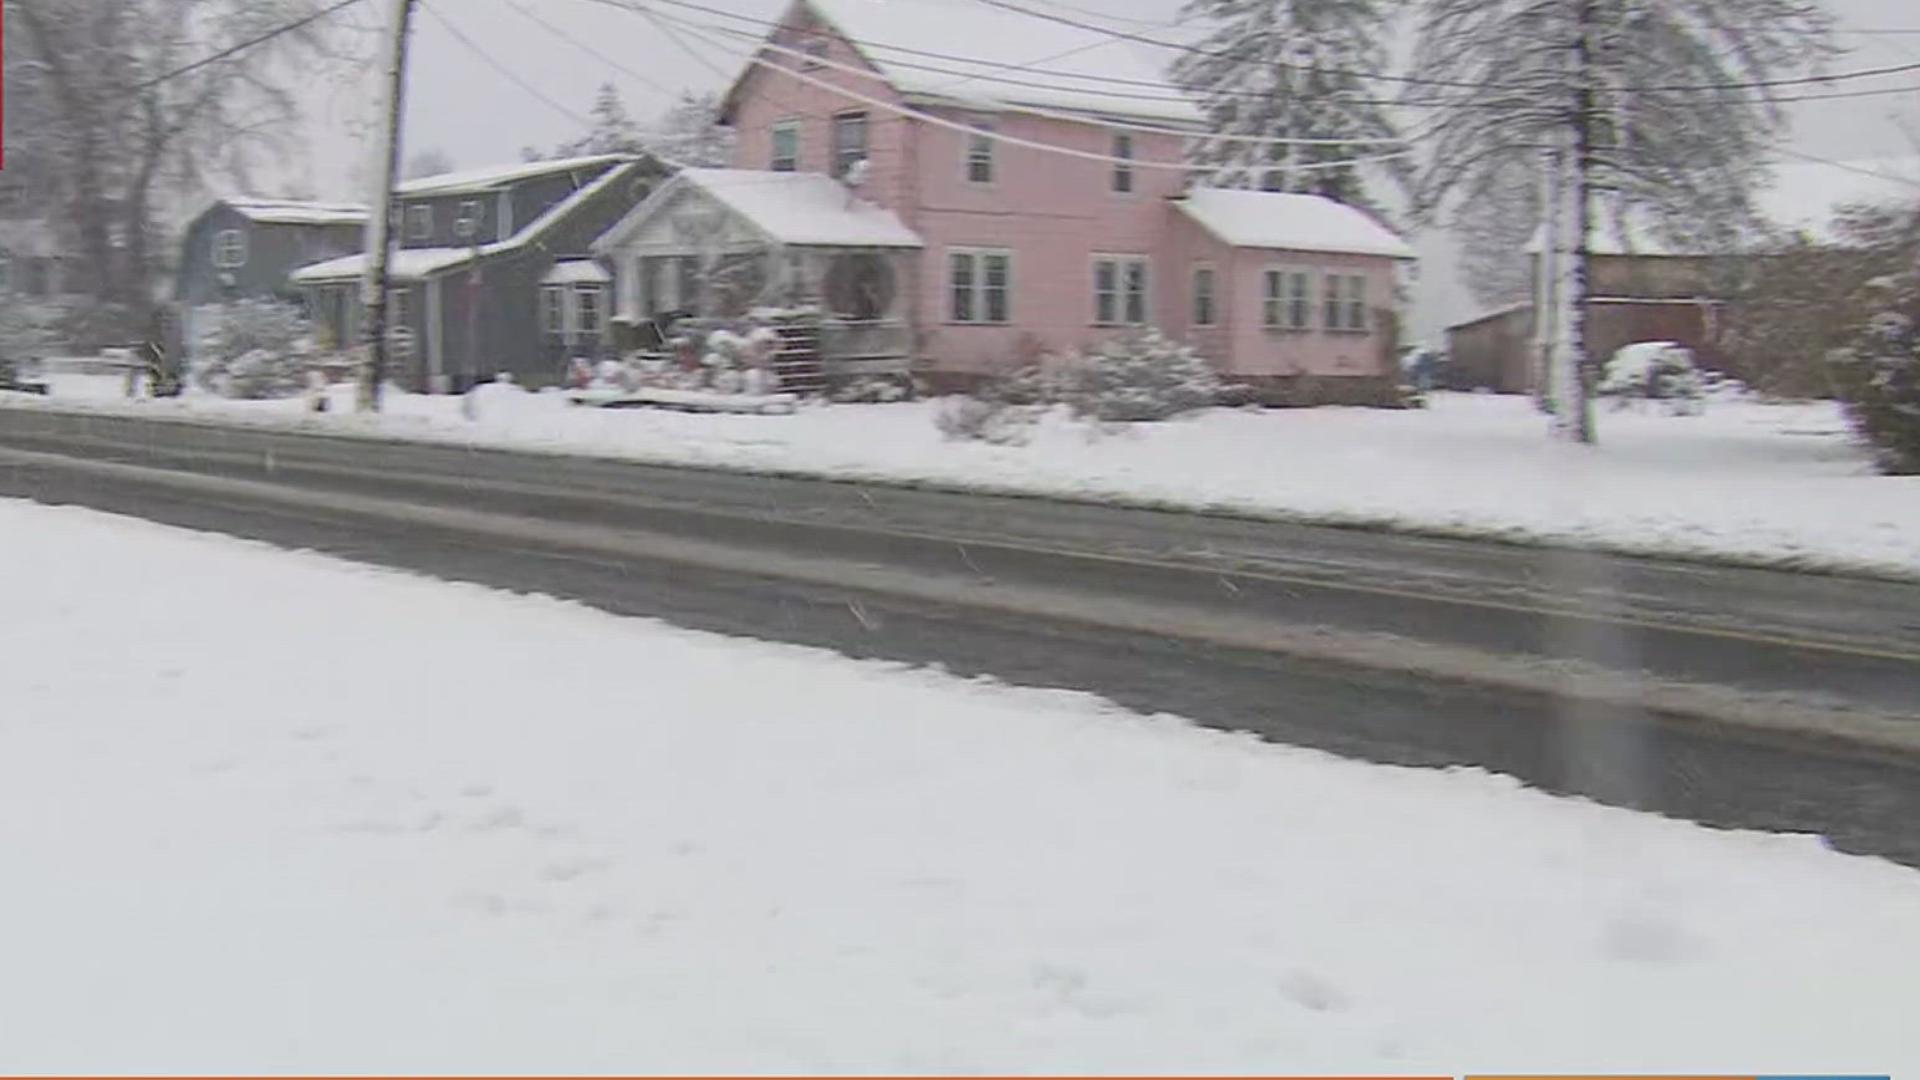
802 36 829 69
213 228 248 269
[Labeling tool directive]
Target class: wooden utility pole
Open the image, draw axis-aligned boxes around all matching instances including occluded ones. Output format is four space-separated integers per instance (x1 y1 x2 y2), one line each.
1534 142 1561 413
1563 0 1598 443
359 0 418 412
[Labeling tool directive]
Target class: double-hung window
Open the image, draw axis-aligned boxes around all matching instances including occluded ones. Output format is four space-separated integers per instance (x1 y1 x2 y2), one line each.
1324 273 1369 330
949 248 1011 324
966 124 995 184
212 228 247 269
1192 266 1216 326
1264 268 1312 330
1093 255 1149 326
832 111 869 178
407 204 433 242
1111 133 1135 193
541 286 567 336
771 120 800 172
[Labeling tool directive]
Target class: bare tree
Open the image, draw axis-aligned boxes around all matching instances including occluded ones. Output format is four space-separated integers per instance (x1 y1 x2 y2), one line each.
404 148 454 181
4 0 363 324
1407 0 1833 441
648 91 735 168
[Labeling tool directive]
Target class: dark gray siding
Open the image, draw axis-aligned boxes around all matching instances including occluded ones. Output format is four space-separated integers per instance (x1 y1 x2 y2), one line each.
176 204 365 309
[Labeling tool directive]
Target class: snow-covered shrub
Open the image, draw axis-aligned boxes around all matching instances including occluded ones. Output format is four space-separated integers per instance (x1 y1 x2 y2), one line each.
934 394 1037 445
1598 341 1704 415
1831 272 1920 474
829 375 913 403
1056 328 1223 422
194 299 313 399
0 303 59 385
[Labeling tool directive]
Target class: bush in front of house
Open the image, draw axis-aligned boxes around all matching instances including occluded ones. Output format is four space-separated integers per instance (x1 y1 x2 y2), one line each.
194 299 314 399
1055 328 1224 422
1830 271 1920 475
1597 341 1706 415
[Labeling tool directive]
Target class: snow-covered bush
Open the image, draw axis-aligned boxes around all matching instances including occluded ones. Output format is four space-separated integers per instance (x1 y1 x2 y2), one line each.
194 299 313 399
934 395 1037 445
1056 328 1223 422
1831 272 1920 474
830 375 913 403
0 303 59 386
1598 341 1704 415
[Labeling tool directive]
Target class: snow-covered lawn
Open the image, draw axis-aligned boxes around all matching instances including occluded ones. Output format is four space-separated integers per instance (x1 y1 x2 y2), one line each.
3 497 1918 1073
9 375 1919 577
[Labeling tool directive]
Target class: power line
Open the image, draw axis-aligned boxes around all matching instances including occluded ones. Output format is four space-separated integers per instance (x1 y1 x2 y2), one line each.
679 13 1415 147
603 0 1920 108
970 0 1920 94
634 3 1419 174
1773 146 1920 191
127 0 367 93
496 0 684 100
419 1 595 132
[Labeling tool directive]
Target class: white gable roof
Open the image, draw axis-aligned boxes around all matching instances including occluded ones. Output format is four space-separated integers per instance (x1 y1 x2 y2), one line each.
787 0 1198 125
597 168 923 252
1176 188 1416 259
223 198 367 226
396 154 635 197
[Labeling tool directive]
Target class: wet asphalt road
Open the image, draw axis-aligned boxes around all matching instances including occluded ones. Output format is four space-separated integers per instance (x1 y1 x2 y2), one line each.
3 406 1917 865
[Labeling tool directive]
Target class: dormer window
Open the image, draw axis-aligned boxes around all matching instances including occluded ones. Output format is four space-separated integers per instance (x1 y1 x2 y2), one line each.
454 200 483 240
407 205 434 241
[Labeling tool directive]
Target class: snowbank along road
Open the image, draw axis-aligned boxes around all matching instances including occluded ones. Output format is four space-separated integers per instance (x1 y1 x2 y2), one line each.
2 407 1918 864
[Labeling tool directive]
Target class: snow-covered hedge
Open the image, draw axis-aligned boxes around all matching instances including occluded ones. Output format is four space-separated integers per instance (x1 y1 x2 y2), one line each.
1832 273 1920 474
194 299 313 399
1056 328 1224 422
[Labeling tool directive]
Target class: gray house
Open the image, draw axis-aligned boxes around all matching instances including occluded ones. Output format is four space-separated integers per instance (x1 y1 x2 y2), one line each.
292 153 670 391
175 198 369 351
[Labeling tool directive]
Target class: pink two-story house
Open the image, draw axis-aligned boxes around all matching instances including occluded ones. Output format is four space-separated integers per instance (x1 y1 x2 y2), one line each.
594 0 1416 401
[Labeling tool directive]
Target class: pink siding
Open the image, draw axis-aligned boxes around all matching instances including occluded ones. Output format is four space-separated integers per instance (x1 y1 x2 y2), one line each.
721 2 1406 382
1224 245 1396 378
725 14 917 214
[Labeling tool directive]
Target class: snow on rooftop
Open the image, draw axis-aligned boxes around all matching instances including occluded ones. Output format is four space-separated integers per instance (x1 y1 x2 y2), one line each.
666 168 922 248
541 259 612 285
294 161 645 283
395 153 636 197
796 0 1200 125
223 198 368 227
1523 214 1688 257
1176 188 1416 259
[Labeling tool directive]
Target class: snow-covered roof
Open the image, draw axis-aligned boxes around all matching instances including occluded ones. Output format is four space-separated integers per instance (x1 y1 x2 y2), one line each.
738 0 1198 125
222 198 368 226
1175 188 1416 259
396 154 636 197
542 259 612 285
1756 156 1920 244
596 168 923 252
293 160 647 284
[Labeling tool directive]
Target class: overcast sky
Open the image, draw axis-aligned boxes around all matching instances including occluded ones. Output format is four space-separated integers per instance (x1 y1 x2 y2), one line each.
292 0 1920 339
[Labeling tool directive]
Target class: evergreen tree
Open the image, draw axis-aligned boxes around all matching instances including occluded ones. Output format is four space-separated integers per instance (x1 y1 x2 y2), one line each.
554 81 648 158
649 91 735 168
1169 0 1407 206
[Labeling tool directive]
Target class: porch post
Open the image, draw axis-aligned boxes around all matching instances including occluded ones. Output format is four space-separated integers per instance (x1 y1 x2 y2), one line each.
426 277 447 393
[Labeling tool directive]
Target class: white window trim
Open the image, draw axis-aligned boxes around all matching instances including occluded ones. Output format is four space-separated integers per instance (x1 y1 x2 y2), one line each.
541 284 568 336
1091 253 1150 327
407 204 434 242
212 228 248 269
946 246 1012 325
1191 263 1217 327
454 200 483 240
771 119 801 172
963 121 995 186
1264 265 1314 331
575 283 606 337
541 282 609 337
